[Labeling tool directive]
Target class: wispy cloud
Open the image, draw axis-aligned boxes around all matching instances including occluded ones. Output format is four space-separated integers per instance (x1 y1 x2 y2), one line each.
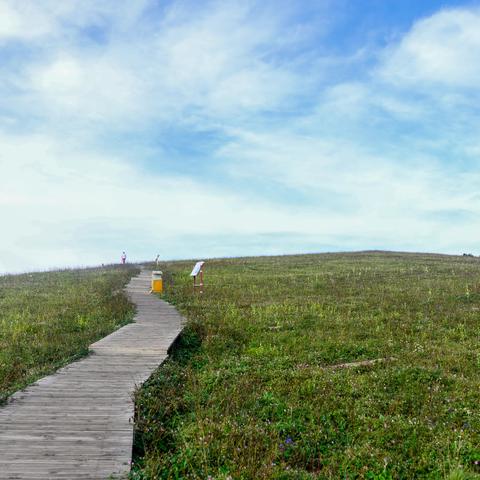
379 7 480 89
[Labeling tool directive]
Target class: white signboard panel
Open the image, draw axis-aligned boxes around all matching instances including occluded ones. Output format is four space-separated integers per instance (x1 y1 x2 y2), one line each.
190 261 205 277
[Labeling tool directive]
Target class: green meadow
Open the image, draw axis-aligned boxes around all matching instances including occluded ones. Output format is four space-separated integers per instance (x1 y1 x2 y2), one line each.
0 265 138 404
132 252 480 479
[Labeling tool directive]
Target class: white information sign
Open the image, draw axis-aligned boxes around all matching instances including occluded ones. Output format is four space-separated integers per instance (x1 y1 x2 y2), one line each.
190 261 205 277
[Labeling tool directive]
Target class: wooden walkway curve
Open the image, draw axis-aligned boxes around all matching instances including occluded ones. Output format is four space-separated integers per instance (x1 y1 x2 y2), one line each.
0 269 184 479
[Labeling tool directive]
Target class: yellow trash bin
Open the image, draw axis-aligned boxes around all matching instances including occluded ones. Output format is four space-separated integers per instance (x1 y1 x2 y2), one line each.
151 271 163 293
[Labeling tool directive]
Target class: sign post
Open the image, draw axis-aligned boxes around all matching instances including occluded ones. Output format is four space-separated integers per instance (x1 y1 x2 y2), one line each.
190 261 205 293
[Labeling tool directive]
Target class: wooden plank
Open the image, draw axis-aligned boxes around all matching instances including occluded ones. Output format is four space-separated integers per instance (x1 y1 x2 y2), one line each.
0 269 184 480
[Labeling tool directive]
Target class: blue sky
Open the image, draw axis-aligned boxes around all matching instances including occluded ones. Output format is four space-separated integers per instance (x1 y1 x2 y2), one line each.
1 0 480 272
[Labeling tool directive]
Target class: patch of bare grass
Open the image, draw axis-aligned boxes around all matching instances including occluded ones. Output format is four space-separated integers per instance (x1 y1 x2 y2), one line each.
0 265 138 403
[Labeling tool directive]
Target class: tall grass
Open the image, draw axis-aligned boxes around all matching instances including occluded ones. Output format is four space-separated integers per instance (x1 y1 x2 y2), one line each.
132 252 480 479
0 264 138 403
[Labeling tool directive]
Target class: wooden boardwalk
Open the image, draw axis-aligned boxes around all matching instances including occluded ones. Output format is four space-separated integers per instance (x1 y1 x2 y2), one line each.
0 270 184 479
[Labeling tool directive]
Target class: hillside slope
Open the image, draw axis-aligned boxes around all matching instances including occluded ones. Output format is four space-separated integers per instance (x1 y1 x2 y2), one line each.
133 252 480 479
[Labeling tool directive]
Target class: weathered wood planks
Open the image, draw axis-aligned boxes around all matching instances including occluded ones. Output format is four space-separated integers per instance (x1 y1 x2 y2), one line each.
0 269 184 479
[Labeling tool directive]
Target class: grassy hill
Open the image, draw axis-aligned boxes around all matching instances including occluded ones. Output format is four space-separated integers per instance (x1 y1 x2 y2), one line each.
132 252 480 479
0 264 138 403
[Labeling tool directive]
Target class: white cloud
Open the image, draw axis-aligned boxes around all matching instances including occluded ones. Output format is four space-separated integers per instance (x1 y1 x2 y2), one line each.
152 2 300 115
320 82 425 120
217 118 480 256
0 0 152 41
380 8 480 89
220 127 476 214
2 0 306 128
1 131 353 272
27 54 144 122
0 1 53 40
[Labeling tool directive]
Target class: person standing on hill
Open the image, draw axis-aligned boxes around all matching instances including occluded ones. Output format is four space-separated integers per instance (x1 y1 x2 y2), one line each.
155 254 160 267
121 252 127 264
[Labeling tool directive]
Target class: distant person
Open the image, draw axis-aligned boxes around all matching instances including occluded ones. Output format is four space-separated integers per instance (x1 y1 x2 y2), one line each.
121 252 127 264
155 254 160 267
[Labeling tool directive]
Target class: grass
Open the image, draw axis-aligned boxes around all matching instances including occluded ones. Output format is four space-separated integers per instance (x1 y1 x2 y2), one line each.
132 252 480 479
0 264 138 403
